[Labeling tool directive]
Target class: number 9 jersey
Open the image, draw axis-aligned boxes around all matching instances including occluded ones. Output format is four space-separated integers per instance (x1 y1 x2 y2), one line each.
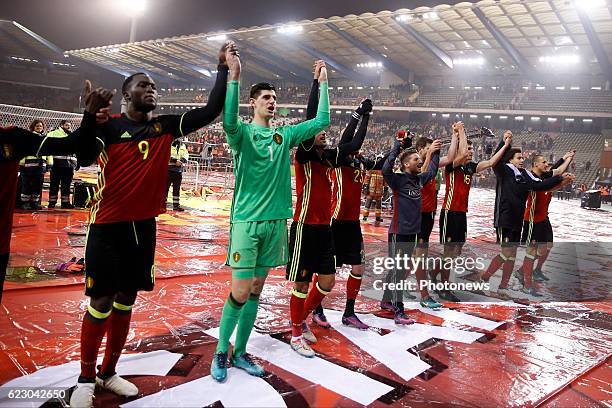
88 114 184 224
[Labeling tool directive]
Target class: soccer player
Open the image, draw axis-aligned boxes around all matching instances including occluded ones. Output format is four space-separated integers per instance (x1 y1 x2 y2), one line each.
412 127 458 309
437 125 511 301
68 44 233 407
211 54 330 378
311 149 387 330
480 146 572 296
287 65 372 356
381 132 441 324
515 151 574 295
0 85 112 305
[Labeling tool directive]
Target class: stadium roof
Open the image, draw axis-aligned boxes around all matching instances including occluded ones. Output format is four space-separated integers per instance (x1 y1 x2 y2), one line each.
0 20 69 68
58 0 612 84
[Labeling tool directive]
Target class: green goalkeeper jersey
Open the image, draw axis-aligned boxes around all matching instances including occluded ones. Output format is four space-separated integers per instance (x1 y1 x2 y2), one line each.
223 80 330 222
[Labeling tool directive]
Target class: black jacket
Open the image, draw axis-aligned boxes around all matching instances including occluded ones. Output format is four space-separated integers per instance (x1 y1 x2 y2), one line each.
493 154 563 229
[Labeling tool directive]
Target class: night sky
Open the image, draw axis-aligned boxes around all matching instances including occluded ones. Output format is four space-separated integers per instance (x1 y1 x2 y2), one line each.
1 0 463 50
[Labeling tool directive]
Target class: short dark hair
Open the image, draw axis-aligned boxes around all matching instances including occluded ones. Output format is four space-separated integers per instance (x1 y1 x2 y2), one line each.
122 72 147 94
250 82 276 99
531 154 544 167
399 147 418 166
29 119 44 132
504 147 522 163
415 137 433 151
60 120 69 126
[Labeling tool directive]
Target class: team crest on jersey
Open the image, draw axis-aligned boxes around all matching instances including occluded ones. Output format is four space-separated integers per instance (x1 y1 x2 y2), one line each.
273 133 283 145
233 252 241 262
153 122 162 134
86 277 94 289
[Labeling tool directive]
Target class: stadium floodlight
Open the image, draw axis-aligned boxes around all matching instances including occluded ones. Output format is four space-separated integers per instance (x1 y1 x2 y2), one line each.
570 86 580 90
531 117 541 121
583 119 593 123
591 86 602 90
556 86 566 90
536 86 545 90
515 116 524 121
470 114 478 118
431 113 437 117
575 0 605 10
539 55 580 64
453 57 485 66
442 113 450 118
499 115 508 119
474 86 482 90
422 11 439 20
277 25 303 34
298 109 304 113
565 118 575 122
112 0 146 18
395 14 414 22
484 115 492 119
207 34 228 41
335 110 342 114
356 62 383 68
548 118 557 122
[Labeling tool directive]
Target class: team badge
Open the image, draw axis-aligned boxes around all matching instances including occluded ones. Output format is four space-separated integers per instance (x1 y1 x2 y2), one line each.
273 133 283 145
153 122 162 134
86 277 94 289
233 252 241 262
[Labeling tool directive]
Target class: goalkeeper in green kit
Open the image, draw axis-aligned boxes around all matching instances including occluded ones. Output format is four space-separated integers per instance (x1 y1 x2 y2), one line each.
211 47 330 382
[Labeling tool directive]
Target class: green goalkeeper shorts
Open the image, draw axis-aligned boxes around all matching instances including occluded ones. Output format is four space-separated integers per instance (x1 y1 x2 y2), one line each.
226 219 289 270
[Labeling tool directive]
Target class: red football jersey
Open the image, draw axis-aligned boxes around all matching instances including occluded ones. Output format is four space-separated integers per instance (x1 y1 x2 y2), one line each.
89 115 182 224
524 190 552 223
442 162 478 213
421 178 437 213
331 166 365 221
0 161 19 254
293 160 333 225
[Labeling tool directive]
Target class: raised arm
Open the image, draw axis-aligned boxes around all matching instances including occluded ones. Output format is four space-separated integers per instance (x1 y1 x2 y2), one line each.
222 44 243 150
382 139 403 189
178 65 228 136
453 122 468 168
476 131 512 173
419 139 441 185
439 126 458 168
287 66 330 148
552 150 575 176
305 60 325 120
337 101 372 156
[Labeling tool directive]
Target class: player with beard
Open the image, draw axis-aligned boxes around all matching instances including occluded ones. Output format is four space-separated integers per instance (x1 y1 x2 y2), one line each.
437 125 511 301
514 151 574 295
480 146 573 296
287 62 373 355
380 132 441 324
68 43 233 407
412 127 458 309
